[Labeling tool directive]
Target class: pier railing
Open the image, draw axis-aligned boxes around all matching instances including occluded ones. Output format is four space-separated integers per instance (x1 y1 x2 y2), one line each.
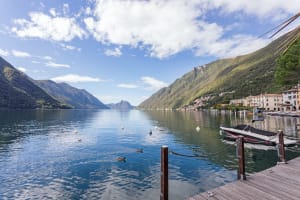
160 131 288 199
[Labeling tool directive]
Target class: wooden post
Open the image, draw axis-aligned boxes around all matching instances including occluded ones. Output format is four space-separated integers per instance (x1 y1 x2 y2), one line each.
160 145 168 200
277 130 286 163
237 136 246 180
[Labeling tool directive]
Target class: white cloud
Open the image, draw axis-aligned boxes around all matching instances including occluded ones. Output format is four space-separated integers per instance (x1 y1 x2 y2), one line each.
206 0 300 19
141 76 168 91
84 0 217 58
104 47 122 57
51 74 102 83
60 43 81 51
43 56 52 60
63 4 70 15
117 83 138 89
17 67 27 72
12 12 87 42
46 61 70 68
0 48 9 57
83 0 300 59
12 50 31 57
49 8 56 17
196 35 270 58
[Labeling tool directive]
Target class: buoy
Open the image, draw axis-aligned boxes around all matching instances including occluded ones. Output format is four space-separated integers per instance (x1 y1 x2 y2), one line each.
136 148 143 153
116 157 126 162
196 126 200 132
149 130 152 135
78 139 82 142
74 130 78 134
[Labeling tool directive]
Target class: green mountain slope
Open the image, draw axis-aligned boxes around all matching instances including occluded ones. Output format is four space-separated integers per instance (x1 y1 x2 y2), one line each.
35 80 109 109
139 27 300 109
0 56 69 109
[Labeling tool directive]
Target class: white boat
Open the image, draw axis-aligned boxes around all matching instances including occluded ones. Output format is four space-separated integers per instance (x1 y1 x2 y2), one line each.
220 124 297 146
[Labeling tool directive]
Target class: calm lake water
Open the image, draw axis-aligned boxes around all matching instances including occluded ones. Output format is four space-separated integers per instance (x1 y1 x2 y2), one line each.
0 109 299 199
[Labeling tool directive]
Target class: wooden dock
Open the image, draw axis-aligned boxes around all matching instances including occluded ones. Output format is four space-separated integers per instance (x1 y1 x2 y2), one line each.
188 156 300 200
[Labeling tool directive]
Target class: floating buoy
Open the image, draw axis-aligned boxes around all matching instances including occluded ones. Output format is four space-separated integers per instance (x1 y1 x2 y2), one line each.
149 130 152 135
74 130 78 134
78 139 82 142
116 157 126 162
136 148 143 153
196 126 200 132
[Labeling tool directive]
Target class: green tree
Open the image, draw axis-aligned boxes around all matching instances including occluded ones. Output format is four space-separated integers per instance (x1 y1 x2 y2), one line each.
275 38 300 86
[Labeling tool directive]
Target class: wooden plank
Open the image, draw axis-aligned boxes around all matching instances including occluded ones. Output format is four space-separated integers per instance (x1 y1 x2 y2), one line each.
223 180 281 200
207 188 234 200
249 173 300 198
188 157 300 200
261 170 300 185
244 176 299 200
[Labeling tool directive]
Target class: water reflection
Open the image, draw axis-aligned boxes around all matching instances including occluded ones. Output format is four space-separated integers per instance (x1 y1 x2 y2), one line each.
0 109 299 200
144 110 300 172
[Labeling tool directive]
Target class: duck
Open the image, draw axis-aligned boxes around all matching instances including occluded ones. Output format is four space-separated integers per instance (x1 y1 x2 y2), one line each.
136 148 143 153
116 156 126 162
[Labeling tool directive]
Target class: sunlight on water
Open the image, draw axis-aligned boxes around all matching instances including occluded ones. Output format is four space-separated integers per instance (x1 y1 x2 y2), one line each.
0 109 299 199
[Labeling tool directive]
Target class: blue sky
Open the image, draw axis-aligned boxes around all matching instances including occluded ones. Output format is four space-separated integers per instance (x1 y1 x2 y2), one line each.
0 0 299 106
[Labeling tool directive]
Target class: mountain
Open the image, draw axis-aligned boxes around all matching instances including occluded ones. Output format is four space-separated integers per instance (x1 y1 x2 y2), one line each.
0 56 69 109
35 80 109 109
139 27 300 109
106 100 134 110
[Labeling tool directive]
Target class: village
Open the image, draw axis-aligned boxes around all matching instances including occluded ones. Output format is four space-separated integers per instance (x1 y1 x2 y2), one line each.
184 84 300 113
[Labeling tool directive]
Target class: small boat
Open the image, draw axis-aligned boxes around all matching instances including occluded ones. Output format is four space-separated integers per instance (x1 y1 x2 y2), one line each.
220 124 296 146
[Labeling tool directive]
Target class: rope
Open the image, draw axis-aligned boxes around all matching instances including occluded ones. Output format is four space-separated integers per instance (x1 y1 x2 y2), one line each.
285 136 300 140
169 150 206 158
286 147 300 153
169 145 234 158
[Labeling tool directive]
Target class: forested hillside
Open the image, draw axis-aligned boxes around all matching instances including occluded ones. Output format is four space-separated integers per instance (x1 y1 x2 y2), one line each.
139 27 300 109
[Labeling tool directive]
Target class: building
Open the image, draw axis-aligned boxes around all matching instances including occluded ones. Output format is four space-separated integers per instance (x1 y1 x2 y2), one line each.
282 85 300 111
261 94 282 111
229 98 243 105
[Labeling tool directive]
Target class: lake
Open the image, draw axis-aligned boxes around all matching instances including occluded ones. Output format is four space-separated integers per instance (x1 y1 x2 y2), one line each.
0 109 299 199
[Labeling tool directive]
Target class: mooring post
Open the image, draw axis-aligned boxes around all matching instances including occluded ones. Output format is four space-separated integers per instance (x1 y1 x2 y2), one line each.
277 130 286 164
237 136 246 180
160 145 168 200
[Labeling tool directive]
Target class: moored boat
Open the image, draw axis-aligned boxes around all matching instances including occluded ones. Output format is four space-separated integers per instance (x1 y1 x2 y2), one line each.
220 124 297 146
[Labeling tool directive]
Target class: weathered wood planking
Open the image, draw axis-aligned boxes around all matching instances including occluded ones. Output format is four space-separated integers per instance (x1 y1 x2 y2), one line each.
188 157 300 200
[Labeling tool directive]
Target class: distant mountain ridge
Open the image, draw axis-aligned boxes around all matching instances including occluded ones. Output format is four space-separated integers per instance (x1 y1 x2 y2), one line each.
0 56 107 109
106 100 134 110
0 56 68 109
139 27 300 109
35 80 108 109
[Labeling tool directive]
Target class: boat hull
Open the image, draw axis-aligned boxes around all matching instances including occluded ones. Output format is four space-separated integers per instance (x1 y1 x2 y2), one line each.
220 125 297 146
220 128 275 146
